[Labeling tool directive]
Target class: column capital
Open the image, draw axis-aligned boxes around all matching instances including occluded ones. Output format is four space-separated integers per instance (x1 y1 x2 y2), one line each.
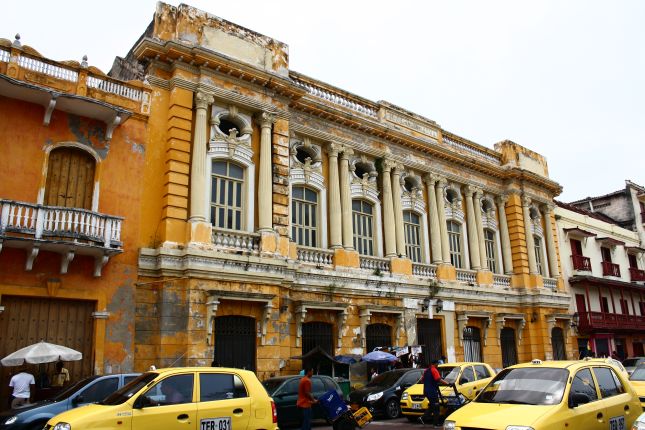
195 91 214 109
436 177 448 188
541 202 555 213
382 158 396 173
495 194 509 205
392 163 405 176
256 111 276 128
474 188 484 198
327 142 343 157
521 195 533 207
464 185 476 198
340 147 354 160
423 173 439 185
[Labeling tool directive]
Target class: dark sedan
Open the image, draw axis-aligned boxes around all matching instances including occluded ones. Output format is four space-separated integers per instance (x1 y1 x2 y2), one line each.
0 373 139 430
348 368 423 419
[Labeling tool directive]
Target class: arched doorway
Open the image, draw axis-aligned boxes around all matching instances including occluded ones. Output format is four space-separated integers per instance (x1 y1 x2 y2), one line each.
366 323 392 353
552 327 566 360
302 322 333 374
214 315 256 371
500 327 518 368
463 326 482 362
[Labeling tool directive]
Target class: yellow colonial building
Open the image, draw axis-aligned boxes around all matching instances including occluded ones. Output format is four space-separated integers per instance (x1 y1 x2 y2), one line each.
113 3 574 378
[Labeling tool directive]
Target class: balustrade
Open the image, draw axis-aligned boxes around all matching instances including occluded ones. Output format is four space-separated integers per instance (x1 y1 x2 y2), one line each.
577 310 645 331
601 261 621 277
0 48 10 63
571 254 592 271
292 77 378 117
87 76 143 101
211 229 260 254
493 274 511 288
456 269 477 284
630 267 645 282
543 278 557 289
297 246 334 266
360 256 391 273
18 54 79 82
412 263 437 278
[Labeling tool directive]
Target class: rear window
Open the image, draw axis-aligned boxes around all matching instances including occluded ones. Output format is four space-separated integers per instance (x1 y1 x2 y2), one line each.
200 373 247 401
630 367 645 381
81 377 118 403
593 367 624 398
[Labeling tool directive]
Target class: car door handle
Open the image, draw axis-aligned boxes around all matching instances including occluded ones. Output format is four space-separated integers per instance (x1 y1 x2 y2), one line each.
233 408 243 414
177 414 189 420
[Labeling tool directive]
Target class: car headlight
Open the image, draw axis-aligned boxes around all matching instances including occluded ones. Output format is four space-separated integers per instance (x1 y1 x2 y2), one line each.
4 416 17 425
443 420 456 430
506 426 535 430
401 392 409 400
53 423 71 430
366 391 383 402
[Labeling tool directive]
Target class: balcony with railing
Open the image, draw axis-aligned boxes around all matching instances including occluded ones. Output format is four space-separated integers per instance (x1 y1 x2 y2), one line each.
456 269 477 284
630 267 645 282
296 246 334 267
0 199 123 276
493 274 512 288
211 229 260 255
412 263 437 278
360 256 391 274
577 311 645 332
572 254 592 272
601 261 621 277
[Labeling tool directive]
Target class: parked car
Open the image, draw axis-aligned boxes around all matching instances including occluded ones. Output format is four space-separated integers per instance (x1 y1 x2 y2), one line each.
0 373 139 430
632 410 645 430
444 358 641 430
262 374 342 428
400 362 495 421
624 357 645 375
45 367 278 430
348 368 422 419
629 364 645 409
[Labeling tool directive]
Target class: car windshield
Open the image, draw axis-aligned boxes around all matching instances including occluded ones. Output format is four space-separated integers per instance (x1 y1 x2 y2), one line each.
262 379 286 395
367 371 404 388
476 367 568 405
100 373 157 405
52 376 99 401
623 359 643 367
631 367 645 381
439 366 459 384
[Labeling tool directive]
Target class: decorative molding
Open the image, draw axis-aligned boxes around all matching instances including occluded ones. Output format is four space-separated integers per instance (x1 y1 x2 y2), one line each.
457 311 492 346
495 313 526 345
295 301 349 349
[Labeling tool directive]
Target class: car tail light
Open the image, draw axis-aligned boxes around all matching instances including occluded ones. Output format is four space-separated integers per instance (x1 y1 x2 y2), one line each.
271 400 277 423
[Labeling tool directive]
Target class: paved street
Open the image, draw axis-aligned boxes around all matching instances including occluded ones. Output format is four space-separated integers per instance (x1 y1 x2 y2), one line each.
283 417 443 430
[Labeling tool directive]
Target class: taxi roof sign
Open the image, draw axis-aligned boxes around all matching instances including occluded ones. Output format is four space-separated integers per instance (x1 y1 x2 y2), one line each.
531 359 542 365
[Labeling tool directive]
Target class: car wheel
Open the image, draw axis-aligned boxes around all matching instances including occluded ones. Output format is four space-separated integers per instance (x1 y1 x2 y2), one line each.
385 398 401 419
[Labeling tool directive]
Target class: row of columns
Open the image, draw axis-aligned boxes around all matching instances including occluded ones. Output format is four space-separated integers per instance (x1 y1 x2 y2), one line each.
522 197 559 277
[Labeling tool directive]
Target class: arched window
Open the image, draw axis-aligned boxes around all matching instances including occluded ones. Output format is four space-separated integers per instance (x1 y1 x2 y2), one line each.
352 200 374 256
403 211 422 263
534 235 544 275
210 161 244 230
484 229 497 273
45 147 96 210
366 323 392 353
291 186 318 247
447 220 463 268
463 326 482 362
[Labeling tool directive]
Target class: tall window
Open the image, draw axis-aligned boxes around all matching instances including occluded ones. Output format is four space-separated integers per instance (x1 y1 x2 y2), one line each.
484 229 497 273
210 161 244 230
45 147 96 209
404 211 422 263
534 235 543 275
447 220 462 268
352 200 374 255
291 186 318 247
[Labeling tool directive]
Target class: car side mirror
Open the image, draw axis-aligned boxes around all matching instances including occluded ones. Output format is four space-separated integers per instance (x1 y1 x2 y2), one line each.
72 395 84 405
569 393 590 408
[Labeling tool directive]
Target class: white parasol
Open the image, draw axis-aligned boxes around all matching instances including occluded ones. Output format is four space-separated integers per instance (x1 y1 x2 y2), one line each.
1 340 82 366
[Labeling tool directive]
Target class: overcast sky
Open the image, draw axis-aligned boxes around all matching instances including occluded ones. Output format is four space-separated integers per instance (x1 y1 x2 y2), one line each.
6 1 644 201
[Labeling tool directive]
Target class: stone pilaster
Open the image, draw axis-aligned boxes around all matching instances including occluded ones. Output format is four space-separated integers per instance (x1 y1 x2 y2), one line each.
424 174 443 264
464 186 481 270
392 164 406 257
474 189 488 270
189 92 214 223
327 143 343 249
340 148 354 250
542 203 559 278
522 196 539 275
436 179 451 264
496 195 514 275
257 112 276 232
381 159 396 257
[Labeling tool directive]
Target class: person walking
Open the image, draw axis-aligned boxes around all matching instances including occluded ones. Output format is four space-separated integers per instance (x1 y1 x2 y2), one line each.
51 361 70 388
296 368 318 430
9 367 35 409
418 360 448 427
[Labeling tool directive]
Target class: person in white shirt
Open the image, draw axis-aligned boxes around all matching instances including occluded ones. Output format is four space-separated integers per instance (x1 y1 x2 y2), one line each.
9 368 35 408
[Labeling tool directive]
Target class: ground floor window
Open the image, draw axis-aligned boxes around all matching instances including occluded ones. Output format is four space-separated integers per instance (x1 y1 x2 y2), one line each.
463 326 482 362
500 327 517 368
214 315 256 371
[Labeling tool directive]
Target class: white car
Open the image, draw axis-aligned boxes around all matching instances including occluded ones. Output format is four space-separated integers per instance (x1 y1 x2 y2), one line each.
632 411 645 430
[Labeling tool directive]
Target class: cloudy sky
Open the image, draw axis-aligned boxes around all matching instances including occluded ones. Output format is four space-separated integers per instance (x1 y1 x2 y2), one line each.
6 1 643 201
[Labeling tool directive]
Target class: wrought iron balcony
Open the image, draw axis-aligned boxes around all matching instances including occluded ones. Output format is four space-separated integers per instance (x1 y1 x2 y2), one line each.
601 261 621 277
630 267 645 282
0 199 123 276
577 310 645 332
571 254 592 272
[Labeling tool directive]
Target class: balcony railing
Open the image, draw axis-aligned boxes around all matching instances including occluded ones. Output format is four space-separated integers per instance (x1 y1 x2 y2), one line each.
543 278 557 289
493 274 511 288
601 261 621 277
577 311 645 332
0 199 122 248
211 229 260 255
412 263 437 278
572 254 592 272
630 267 645 282
296 246 334 266
360 256 391 273
456 269 477 284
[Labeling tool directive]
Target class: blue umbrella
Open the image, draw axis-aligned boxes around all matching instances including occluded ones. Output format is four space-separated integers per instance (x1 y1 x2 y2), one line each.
334 354 361 364
362 350 398 363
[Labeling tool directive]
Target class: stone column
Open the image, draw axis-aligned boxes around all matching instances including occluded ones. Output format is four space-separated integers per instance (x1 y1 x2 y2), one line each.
425 174 443 264
464 186 481 270
189 91 214 222
392 164 406 257
522 196 539 274
436 179 451 264
381 159 396 257
496 195 514 274
327 143 343 249
474 189 488 270
257 112 275 232
543 204 560 278
340 148 354 249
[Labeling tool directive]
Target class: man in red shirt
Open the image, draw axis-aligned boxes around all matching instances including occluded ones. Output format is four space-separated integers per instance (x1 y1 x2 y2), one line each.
419 360 448 427
297 368 318 430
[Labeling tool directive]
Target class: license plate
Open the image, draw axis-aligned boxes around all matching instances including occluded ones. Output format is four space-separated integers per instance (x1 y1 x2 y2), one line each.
609 416 625 430
412 403 422 410
200 417 232 430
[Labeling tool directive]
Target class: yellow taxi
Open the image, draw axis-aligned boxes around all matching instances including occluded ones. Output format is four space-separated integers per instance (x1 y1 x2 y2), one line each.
44 367 278 430
629 364 645 409
444 358 641 430
399 362 495 421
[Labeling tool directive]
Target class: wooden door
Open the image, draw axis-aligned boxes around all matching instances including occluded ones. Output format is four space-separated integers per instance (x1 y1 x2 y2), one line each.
570 239 583 256
575 294 587 313
417 318 443 364
0 296 95 408
629 254 638 269
601 247 612 263
44 147 95 209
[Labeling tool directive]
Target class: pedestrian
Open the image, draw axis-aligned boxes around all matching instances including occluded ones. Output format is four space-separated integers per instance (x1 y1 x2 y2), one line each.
9 367 35 409
370 368 378 380
51 361 70 388
296 368 318 430
438 355 447 365
418 360 448 427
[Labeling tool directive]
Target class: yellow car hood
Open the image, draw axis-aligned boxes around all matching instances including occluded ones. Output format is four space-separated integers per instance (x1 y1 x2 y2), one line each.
447 402 551 428
48 403 120 425
405 383 455 396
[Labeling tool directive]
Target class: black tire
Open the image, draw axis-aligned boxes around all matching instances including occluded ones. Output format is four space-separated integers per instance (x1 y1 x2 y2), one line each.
384 398 401 419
